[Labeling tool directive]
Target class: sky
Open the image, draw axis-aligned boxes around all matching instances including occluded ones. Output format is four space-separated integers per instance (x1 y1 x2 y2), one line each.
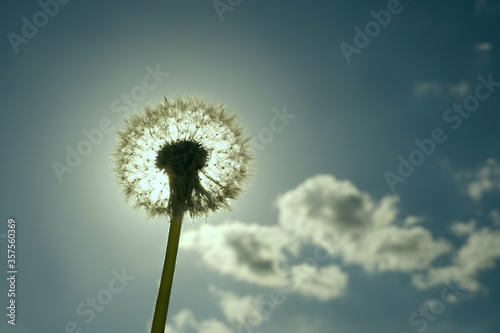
1 0 500 332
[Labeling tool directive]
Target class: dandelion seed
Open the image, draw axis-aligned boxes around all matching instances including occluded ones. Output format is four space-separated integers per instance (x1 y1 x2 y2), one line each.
112 95 252 219
111 95 253 333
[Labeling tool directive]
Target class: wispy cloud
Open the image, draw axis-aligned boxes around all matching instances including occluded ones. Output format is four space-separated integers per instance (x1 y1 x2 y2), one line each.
450 220 477 236
413 227 500 291
288 264 348 301
164 309 232 333
181 221 295 288
455 158 500 201
181 218 349 302
208 285 266 325
179 170 500 332
277 175 452 274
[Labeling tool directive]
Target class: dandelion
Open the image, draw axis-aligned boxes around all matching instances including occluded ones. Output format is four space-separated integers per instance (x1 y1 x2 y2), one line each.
112 95 253 333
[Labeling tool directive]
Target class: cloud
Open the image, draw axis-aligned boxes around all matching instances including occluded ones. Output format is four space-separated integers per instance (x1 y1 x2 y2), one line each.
455 158 500 201
165 309 232 333
276 175 376 242
181 219 349 302
450 220 477 236
403 215 424 227
276 175 452 274
412 227 500 292
289 264 348 301
182 172 500 305
344 225 452 273
208 285 266 325
181 221 294 288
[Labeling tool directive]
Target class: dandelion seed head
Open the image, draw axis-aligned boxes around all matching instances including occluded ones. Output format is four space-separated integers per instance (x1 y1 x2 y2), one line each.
112 95 253 220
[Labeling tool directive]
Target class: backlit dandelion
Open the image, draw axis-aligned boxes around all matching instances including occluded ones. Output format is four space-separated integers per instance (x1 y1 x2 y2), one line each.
112 95 253 333
113 96 252 219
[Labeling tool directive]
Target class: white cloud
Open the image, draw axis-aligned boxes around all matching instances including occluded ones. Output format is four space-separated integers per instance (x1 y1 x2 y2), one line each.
277 175 452 274
167 309 196 332
403 215 424 227
181 172 500 306
181 219 349 301
455 158 500 201
208 285 265 325
181 221 298 288
289 264 348 301
165 309 232 333
413 228 500 292
450 220 477 236
344 225 452 273
276 175 376 243
456 228 500 276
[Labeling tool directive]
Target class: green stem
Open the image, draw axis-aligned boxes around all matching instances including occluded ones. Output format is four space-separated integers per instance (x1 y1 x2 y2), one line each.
151 209 184 333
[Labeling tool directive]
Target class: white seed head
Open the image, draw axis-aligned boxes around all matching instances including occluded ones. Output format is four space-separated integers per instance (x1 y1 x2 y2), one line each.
112 95 253 220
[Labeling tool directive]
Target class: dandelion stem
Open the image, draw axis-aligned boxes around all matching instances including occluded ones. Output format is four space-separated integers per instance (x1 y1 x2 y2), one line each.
151 207 184 333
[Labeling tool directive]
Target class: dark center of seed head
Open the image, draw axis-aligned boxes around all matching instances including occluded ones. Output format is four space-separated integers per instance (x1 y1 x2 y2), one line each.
155 140 208 179
155 140 209 214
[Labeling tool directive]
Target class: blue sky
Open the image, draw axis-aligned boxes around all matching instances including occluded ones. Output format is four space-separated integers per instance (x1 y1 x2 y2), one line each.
1 0 500 332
